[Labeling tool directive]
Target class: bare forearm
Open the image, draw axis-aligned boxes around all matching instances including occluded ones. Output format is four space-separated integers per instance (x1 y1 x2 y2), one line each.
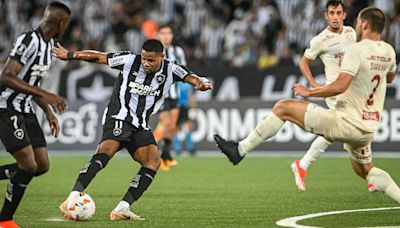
71 50 107 64
34 96 51 114
0 73 46 97
309 81 344 97
299 58 319 87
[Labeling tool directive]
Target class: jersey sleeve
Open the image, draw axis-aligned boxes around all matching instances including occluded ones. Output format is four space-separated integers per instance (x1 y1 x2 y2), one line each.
304 37 322 60
340 45 360 76
10 33 36 65
176 46 187 66
107 51 135 70
172 62 190 82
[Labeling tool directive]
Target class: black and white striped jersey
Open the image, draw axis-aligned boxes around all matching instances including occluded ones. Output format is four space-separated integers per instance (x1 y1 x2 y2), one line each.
104 51 190 130
0 28 54 113
164 45 186 100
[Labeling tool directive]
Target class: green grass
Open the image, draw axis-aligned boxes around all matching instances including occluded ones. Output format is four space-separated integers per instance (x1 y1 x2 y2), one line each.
0 155 399 227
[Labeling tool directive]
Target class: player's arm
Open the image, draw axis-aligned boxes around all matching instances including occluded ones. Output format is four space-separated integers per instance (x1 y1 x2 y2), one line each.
0 58 67 113
299 56 321 88
387 72 395 84
293 73 353 98
53 42 107 64
33 96 60 137
184 74 212 91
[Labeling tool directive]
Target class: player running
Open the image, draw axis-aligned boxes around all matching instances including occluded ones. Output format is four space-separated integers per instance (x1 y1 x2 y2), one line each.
215 7 400 205
53 39 212 221
0 2 71 228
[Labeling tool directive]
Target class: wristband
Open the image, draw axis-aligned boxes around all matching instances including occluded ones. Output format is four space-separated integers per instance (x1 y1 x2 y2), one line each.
67 52 74 60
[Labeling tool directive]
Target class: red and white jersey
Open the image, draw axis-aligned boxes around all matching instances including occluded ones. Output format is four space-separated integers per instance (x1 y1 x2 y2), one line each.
304 26 356 84
337 39 397 132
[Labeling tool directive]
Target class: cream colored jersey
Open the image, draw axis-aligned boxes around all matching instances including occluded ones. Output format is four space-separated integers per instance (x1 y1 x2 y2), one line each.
304 26 356 84
337 39 397 132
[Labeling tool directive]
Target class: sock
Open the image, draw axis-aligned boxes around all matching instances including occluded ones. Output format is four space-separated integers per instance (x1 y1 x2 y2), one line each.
0 163 18 180
114 200 130 211
239 112 284 154
161 139 172 160
299 136 331 170
0 168 34 221
185 132 194 153
366 167 400 203
72 153 110 192
122 167 156 205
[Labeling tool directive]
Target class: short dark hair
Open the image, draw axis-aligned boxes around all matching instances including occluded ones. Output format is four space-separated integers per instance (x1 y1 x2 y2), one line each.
142 39 164 53
158 24 173 32
359 7 386 33
326 0 346 12
48 1 71 15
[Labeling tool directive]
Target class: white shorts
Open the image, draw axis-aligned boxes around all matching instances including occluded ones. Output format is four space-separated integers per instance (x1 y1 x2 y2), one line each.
304 103 374 164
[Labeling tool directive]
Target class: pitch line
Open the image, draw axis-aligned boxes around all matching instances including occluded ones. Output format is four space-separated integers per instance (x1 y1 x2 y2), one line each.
276 206 400 228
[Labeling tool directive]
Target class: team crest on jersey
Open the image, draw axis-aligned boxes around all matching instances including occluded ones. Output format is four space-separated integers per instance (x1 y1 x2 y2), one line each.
156 74 165 83
14 129 24 140
16 44 26 55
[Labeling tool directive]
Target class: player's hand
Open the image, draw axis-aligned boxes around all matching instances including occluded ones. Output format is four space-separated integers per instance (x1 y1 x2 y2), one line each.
292 84 311 97
195 77 213 91
39 92 68 113
46 110 60 138
52 42 68 60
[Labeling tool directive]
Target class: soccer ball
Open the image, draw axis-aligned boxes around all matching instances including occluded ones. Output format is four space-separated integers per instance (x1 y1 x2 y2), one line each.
67 192 96 220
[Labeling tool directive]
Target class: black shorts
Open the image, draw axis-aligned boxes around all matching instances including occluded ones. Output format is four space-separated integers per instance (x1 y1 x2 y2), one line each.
158 98 178 112
0 109 46 153
101 118 157 153
178 106 190 124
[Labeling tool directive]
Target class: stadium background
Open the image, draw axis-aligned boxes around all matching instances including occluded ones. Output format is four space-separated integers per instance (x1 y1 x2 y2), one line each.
0 0 399 152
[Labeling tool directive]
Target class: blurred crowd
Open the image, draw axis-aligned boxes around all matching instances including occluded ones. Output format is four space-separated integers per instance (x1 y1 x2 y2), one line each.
0 0 399 70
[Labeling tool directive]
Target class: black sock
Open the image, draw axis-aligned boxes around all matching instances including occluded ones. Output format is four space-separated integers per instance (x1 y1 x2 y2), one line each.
161 139 172 160
72 153 110 192
0 168 34 221
0 163 18 180
122 167 156 205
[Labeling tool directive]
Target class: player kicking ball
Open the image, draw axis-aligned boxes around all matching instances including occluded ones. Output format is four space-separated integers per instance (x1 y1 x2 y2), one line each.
215 7 400 204
53 39 212 221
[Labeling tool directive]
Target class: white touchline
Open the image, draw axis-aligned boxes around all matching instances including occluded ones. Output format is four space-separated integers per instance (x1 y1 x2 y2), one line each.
276 206 400 228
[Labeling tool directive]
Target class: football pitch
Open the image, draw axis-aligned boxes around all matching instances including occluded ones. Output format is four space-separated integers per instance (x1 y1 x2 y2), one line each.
0 154 399 227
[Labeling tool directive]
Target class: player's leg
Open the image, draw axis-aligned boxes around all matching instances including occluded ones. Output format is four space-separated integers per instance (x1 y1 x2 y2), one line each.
183 120 195 155
111 131 159 221
215 99 310 164
347 143 400 203
0 146 37 223
291 136 331 191
0 111 37 225
0 114 49 179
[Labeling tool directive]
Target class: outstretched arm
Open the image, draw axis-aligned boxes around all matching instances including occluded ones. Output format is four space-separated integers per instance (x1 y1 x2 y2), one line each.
53 42 107 64
184 74 212 91
293 73 353 98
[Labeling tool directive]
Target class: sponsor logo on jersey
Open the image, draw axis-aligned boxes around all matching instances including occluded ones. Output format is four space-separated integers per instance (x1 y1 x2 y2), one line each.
174 66 188 77
128 82 161 96
16 44 26 55
109 56 125 67
31 64 50 77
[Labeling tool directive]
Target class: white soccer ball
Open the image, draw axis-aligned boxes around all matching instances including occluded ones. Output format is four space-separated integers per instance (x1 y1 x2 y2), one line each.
67 192 96 220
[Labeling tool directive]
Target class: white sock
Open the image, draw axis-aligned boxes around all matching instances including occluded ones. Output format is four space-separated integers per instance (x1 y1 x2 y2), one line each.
366 167 400 203
114 201 130 211
299 136 331 170
239 112 284 154
66 191 80 207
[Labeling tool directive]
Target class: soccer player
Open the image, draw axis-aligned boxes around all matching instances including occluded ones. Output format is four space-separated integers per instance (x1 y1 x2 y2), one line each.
215 7 400 204
53 39 211 220
155 24 187 171
0 2 71 227
291 0 360 191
